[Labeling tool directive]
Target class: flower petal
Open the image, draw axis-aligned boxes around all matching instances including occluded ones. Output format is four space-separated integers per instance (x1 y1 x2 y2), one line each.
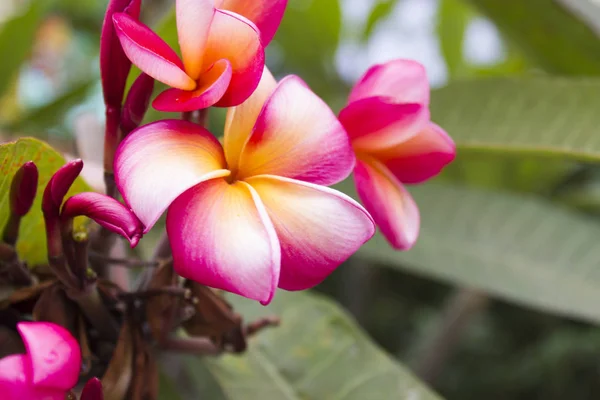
377 123 456 184
17 322 81 391
339 97 429 152
0 355 64 400
224 66 277 174
247 175 374 291
176 0 216 79
354 159 420 250
203 9 264 107
113 13 195 90
348 59 430 106
237 76 354 185
114 120 229 232
166 178 280 304
153 59 232 112
215 0 287 45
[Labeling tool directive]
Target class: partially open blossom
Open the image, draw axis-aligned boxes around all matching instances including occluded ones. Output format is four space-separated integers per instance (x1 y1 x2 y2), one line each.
61 192 143 247
339 59 456 250
10 161 39 217
112 0 286 112
0 322 81 400
115 69 375 304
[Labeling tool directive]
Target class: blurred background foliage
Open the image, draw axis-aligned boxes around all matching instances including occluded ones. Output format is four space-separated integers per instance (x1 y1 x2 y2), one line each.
3 0 600 398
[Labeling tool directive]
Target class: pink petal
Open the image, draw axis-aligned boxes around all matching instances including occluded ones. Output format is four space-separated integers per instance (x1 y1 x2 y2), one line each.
166 178 280 304
202 9 265 107
215 0 288 45
153 59 232 112
379 123 456 184
112 13 195 90
61 192 144 247
224 66 277 174
247 175 375 291
121 73 155 136
17 322 81 391
348 59 430 106
237 76 354 185
339 97 429 152
0 355 64 400
114 120 229 232
176 0 216 79
354 159 420 250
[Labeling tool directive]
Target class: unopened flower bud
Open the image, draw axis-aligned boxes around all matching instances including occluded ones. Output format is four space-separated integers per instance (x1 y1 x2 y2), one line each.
61 192 143 247
10 161 38 217
80 377 103 400
120 73 155 137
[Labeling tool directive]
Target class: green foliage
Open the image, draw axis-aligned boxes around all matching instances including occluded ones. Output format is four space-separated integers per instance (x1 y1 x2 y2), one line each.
0 138 90 266
436 0 472 78
465 0 600 74
354 182 600 324
203 291 442 400
362 0 397 40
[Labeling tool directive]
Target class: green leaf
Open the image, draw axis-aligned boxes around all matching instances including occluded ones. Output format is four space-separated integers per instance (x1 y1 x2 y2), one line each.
203 291 442 400
431 77 600 160
0 138 91 266
354 181 600 324
0 1 44 97
362 0 397 41
465 0 600 74
436 0 472 78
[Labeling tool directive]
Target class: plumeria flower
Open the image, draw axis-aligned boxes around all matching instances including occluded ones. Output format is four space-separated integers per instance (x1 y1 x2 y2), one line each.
113 0 287 112
114 69 375 304
338 60 456 250
0 322 81 400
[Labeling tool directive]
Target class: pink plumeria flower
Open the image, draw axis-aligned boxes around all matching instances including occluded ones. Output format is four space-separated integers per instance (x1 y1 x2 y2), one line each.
114 69 375 304
0 322 81 400
339 60 456 250
113 0 287 112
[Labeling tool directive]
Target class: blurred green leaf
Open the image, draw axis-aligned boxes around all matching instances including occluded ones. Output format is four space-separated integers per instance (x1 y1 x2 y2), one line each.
203 291 442 400
353 182 600 324
0 1 44 98
465 0 600 74
5 79 96 135
437 0 472 78
432 78 600 160
0 138 90 266
362 0 397 40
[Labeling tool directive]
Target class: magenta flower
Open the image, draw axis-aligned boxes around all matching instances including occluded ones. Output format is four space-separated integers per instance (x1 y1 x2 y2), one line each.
114 69 375 304
0 322 81 400
112 0 287 112
338 60 456 250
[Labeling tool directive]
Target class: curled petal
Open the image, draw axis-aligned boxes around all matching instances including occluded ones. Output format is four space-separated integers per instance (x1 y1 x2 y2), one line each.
339 97 429 152
247 175 375 291
113 13 195 90
121 73 155 136
176 0 216 79
10 161 38 216
42 159 84 217
354 159 420 250
224 66 277 173
167 179 280 304
237 76 354 185
203 9 264 107
216 0 288 45
61 192 144 247
348 59 430 106
114 120 229 232
0 355 64 400
100 0 142 109
153 59 232 112
378 123 456 184
17 322 81 391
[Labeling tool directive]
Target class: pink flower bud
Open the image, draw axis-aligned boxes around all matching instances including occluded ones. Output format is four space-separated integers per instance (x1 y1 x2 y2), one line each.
42 160 84 218
10 161 38 216
61 192 143 247
120 73 155 137
0 322 81 400
80 377 103 400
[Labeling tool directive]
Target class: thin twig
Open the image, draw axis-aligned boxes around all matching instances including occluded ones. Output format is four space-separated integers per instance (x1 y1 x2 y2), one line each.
161 337 221 356
89 252 160 268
